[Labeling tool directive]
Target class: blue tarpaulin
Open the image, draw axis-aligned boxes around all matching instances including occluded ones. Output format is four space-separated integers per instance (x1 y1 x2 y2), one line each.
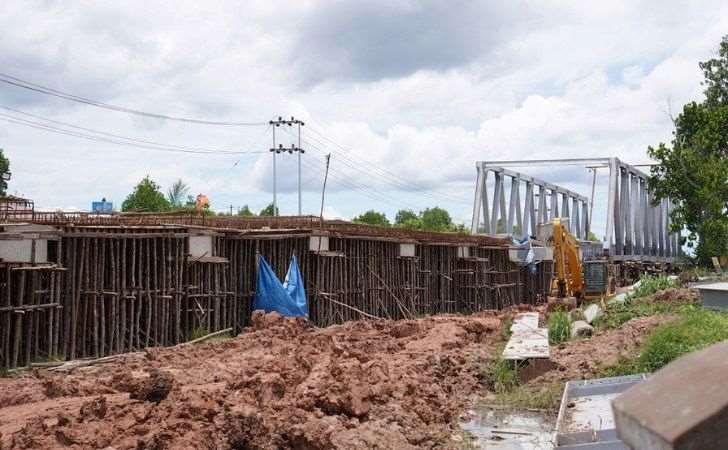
253 255 308 318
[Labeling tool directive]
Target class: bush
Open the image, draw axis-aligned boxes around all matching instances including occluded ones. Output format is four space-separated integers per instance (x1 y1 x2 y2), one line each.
625 274 680 303
548 311 571 345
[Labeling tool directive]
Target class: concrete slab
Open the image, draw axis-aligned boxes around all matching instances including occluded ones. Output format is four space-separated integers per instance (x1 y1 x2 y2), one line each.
510 312 540 333
461 407 555 449
613 341 728 450
503 313 549 361
556 374 647 449
695 282 728 310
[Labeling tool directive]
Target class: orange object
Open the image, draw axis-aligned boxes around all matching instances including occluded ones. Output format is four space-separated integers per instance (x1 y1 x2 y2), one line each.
195 194 209 210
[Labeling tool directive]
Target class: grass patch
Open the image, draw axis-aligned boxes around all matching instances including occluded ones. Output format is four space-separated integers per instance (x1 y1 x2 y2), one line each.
601 307 728 376
638 308 728 371
547 311 571 345
203 332 232 343
594 298 693 331
477 317 520 394
491 382 564 411
595 278 697 332
480 346 519 393
478 316 565 412
190 326 211 341
33 353 65 364
625 274 679 303
500 315 513 341
601 355 642 377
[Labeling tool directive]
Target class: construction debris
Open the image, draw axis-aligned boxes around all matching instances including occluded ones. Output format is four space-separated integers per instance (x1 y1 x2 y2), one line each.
583 303 602 324
570 320 594 338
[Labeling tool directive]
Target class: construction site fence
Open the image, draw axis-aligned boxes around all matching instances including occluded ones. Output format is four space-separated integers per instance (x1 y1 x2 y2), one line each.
0 227 551 370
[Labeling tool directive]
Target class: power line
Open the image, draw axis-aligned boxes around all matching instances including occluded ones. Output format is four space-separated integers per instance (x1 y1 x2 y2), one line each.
299 151 452 212
299 156 413 211
283 127 471 207
300 139 457 209
283 126 470 206
304 121 470 204
0 72 268 126
0 113 266 156
0 105 266 154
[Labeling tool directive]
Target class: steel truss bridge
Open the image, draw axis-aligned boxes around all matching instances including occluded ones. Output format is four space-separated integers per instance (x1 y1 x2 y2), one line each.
471 158 679 263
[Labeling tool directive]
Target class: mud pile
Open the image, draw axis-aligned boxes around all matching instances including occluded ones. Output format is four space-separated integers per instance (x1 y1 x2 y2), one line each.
648 287 699 304
1 312 501 449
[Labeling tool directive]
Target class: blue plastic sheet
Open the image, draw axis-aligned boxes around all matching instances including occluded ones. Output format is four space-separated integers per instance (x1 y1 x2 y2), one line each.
253 255 308 318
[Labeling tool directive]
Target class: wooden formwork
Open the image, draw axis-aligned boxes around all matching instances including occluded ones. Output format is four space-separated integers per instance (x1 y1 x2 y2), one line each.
0 223 552 370
59 228 190 360
0 264 64 369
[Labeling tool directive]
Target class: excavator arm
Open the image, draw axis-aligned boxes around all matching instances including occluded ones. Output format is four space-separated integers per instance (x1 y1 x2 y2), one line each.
552 218 584 298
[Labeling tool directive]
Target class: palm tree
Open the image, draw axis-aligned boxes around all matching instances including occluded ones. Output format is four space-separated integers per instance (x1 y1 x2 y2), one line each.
167 179 190 208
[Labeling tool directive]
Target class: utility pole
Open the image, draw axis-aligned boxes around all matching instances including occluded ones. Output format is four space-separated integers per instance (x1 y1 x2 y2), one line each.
319 153 331 230
269 116 305 217
268 117 285 216
294 117 306 215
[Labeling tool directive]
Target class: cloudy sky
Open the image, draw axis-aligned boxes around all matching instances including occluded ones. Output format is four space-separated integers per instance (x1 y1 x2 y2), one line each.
1 1 727 236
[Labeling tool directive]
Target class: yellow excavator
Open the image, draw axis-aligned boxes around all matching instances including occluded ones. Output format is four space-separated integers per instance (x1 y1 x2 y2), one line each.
549 218 584 299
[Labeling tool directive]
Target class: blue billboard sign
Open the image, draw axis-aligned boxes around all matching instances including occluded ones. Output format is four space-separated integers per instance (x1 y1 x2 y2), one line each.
91 201 113 214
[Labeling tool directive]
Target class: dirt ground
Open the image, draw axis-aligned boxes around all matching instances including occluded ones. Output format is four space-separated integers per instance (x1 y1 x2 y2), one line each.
0 307 675 450
1 311 504 450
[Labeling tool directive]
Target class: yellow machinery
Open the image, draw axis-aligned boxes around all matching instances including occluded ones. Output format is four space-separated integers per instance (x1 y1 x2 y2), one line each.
550 218 584 299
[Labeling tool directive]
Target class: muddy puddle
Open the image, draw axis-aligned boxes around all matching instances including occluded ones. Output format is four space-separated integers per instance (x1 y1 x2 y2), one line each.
461 406 556 449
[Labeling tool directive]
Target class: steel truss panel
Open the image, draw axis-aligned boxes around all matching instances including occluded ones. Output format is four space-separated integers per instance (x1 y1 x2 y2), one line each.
471 158 679 263
470 163 589 239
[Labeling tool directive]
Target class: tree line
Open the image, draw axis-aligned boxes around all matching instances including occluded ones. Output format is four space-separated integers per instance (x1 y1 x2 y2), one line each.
352 207 467 233
121 175 277 216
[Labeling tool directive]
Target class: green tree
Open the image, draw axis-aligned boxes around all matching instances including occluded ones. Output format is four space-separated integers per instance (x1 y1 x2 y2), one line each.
420 207 453 232
237 205 255 216
259 203 279 216
122 176 171 212
701 36 728 107
167 179 190 208
394 209 421 229
353 210 390 227
0 149 9 196
648 35 728 265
